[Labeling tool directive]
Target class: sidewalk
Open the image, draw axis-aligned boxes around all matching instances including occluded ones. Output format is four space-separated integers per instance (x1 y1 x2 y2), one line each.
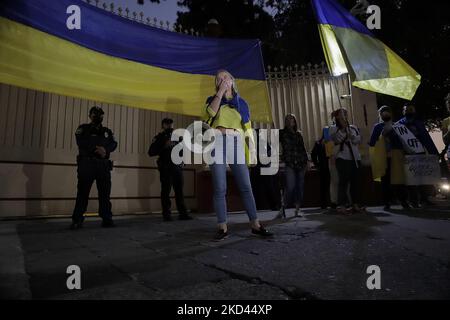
1 204 450 300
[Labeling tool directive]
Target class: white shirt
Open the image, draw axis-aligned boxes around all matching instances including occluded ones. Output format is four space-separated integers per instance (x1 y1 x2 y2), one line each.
329 124 362 161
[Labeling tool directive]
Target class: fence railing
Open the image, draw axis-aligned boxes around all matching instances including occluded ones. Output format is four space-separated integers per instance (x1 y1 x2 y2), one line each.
260 63 354 151
82 0 202 36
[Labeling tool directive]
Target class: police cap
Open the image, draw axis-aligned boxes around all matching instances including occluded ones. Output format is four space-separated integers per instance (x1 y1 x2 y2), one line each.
89 106 104 116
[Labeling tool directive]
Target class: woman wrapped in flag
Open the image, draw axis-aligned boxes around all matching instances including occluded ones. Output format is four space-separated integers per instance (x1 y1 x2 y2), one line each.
203 70 273 241
368 106 410 210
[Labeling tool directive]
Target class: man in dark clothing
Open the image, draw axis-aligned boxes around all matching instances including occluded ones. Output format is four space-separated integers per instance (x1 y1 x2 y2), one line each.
71 106 118 230
148 118 192 221
311 136 330 209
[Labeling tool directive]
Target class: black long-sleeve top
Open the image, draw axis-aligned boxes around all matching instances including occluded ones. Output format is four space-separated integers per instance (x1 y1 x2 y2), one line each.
75 123 117 159
311 141 329 172
280 128 308 170
148 128 182 168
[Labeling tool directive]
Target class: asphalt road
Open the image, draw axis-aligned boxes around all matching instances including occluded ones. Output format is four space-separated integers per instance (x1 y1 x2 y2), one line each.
1 203 450 300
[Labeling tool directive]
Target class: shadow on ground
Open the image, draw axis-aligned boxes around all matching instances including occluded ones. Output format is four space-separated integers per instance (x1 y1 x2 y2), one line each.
305 211 391 240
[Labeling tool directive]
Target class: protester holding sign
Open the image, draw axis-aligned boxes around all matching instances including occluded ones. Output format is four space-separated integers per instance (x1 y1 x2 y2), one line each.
369 106 410 210
396 104 439 207
397 105 438 155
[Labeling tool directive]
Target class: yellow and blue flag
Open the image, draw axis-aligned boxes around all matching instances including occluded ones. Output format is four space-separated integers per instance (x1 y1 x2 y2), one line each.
0 0 272 122
312 0 421 100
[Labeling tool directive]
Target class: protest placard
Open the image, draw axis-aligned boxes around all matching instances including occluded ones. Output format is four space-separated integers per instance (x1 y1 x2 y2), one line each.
404 155 441 185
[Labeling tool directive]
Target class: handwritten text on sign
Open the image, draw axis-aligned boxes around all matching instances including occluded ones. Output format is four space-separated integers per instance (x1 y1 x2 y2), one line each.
404 155 440 185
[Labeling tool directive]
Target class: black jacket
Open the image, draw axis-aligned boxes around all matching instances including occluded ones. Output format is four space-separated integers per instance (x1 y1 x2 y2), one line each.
148 129 182 168
75 123 117 159
280 129 308 169
311 141 329 172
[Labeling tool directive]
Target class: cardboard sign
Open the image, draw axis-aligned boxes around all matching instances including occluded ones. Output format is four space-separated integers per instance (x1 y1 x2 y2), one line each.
392 124 425 154
404 155 441 185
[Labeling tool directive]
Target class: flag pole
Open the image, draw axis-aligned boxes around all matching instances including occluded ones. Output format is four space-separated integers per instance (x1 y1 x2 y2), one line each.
347 73 355 124
331 72 355 124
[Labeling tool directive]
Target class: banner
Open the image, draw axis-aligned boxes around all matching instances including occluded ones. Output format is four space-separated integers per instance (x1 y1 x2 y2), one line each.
392 124 425 154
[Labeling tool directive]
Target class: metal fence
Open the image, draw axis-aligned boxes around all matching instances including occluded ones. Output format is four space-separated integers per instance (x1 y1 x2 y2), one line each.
82 0 202 36
259 63 355 151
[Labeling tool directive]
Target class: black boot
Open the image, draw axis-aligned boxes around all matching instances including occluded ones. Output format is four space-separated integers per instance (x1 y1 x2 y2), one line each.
178 214 193 220
101 219 116 228
70 221 83 230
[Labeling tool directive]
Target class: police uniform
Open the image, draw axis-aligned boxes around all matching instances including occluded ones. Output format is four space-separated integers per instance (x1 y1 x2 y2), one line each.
148 128 189 220
72 121 118 226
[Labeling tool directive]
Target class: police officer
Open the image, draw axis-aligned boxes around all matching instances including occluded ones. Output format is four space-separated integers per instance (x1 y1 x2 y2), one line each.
71 106 118 229
148 118 192 221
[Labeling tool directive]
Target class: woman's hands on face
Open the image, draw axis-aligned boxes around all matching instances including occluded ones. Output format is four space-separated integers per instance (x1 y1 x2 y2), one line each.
217 78 232 96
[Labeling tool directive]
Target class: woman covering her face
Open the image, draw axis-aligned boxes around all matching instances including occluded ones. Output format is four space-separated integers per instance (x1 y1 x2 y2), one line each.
203 69 273 241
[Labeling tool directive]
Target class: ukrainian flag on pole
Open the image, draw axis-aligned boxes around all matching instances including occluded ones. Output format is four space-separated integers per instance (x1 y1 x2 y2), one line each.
312 0 421 100
0 0 272 122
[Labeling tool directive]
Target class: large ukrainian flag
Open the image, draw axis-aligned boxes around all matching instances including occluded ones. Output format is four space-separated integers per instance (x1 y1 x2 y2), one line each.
0 0 272 122
312 0 421 100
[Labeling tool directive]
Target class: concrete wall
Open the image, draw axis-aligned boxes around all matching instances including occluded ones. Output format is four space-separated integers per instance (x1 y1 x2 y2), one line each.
0 83 198 218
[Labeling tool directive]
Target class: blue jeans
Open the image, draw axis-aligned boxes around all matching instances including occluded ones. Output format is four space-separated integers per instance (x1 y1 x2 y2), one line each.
210 134 258 224
284 166 306 208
